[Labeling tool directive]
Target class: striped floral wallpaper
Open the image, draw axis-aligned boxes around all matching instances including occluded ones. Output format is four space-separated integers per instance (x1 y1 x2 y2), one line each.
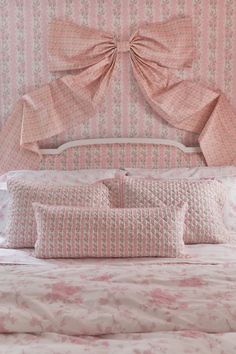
0 0 236 168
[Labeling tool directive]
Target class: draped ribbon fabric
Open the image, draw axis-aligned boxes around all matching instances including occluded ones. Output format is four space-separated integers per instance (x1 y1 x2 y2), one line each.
0 17 235 173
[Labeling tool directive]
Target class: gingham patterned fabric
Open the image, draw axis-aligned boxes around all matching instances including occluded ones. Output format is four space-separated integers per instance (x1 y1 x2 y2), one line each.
102 177 230 244
5 177 110 248
33 204 186 258
0 169 126 240
0 17 235 174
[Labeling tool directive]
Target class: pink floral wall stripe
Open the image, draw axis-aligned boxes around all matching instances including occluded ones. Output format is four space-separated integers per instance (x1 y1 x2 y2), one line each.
0 0 236 169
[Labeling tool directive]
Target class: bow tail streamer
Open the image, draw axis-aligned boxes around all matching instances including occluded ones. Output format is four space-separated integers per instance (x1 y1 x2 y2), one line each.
0 101 41 174
0 55 116 174
131 53 236 166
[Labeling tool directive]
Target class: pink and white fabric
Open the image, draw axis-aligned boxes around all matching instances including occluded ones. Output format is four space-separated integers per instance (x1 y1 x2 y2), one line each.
33 204 186 258
0 169 126 242
0 332 235 354
103 177 230 244
0 244 236 352
5 177 110 248
0 17 235 173
0 168 126 191
126 165 236 233
125 165 236 180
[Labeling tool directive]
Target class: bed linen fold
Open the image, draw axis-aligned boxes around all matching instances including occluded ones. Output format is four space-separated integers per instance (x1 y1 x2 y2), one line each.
1 332 236 354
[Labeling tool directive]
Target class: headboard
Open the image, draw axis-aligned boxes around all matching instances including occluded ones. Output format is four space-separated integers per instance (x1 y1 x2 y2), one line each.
39 138 205 170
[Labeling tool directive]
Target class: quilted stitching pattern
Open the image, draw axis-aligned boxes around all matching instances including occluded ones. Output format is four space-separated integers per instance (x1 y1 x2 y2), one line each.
102 178 122 208
33 204 186 258
6 177 110 248
103 177 230 244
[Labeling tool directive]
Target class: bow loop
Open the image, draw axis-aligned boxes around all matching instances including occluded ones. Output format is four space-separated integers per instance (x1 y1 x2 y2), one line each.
48 17 194 73
131 17 194 69
48 20 115 72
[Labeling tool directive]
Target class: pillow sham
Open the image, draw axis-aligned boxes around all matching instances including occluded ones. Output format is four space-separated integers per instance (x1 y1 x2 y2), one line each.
103 177 230 244
0 169 126 189
33 203 186 258
5 177 110 248
125 166 236 179
125 166 236 233
0 169 125 242
0 190 9 242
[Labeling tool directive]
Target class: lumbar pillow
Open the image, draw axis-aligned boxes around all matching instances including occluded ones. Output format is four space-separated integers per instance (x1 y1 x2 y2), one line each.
33 203 186 258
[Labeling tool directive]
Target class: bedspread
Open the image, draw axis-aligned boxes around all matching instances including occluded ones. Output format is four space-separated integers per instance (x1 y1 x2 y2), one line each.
1 244 236 353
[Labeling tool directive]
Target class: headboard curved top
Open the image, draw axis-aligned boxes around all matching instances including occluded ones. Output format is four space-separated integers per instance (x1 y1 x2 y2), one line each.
38 139 205 171
39 138 202 156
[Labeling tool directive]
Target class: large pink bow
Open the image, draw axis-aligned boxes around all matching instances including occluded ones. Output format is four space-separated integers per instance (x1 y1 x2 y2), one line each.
0 17 235 173
48 18 194 109
48 18 236 167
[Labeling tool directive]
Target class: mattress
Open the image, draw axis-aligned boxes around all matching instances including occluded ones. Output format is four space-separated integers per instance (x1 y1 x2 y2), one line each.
0 244 236 353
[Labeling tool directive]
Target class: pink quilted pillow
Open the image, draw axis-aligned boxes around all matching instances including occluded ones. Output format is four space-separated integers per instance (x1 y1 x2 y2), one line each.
5 177 110 248
125 166 236 234
33 204 186 258
103 177 230 244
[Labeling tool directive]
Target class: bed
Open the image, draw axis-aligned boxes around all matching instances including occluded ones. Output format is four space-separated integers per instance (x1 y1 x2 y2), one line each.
0 139 235 353
1 244 236 353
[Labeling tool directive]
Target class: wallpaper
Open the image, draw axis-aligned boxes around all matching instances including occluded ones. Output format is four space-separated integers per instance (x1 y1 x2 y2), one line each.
0 0 236 156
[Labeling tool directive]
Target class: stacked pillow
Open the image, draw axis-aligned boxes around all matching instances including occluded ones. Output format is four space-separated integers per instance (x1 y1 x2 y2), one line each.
33 204 187 258
2 166 234 259
125 166 236 234
5 177 110 248
0 169 126 241
102 176 230 244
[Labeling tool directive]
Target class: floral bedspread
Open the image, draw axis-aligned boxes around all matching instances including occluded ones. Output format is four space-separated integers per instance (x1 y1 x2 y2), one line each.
1 245 236 353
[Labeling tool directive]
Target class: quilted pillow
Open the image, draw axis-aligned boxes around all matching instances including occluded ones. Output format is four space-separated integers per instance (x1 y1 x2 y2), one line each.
103 177 230 244
5 177 110 248
0 169 126 244
125 166 236 234
33 204 186 258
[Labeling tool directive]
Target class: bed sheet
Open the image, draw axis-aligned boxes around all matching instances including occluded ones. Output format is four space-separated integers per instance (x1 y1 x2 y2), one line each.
0 243 236 265
1 244 236 353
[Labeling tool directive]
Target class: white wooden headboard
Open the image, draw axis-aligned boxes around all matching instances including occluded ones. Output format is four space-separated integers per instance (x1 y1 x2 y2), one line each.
40 138 202 155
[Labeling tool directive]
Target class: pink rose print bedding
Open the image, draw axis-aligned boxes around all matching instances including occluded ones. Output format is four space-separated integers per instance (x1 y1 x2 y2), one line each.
0 244 236 353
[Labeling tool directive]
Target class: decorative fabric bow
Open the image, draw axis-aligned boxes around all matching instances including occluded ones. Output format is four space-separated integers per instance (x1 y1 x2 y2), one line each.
0 17 235 173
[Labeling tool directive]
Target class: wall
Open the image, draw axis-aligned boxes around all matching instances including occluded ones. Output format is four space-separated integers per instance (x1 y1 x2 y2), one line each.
0 0 236 167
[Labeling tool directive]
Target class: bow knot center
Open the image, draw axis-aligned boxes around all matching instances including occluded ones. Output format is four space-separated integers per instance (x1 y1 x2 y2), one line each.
117 40 130 53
